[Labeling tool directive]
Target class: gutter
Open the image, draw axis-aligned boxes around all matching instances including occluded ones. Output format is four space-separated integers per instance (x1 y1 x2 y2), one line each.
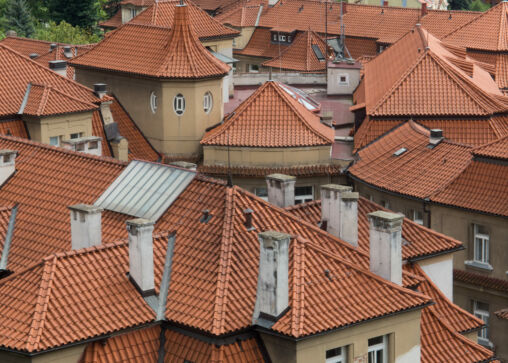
406 245 465 263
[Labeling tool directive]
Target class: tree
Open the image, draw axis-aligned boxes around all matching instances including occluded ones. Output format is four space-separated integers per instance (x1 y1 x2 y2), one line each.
469 0 490 11
47 0 98 29
102 0 121 19
34 20 101 44
448 0 471 9
4 0 34 37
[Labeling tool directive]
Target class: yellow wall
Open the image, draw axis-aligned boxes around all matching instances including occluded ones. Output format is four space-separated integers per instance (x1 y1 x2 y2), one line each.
231 26 256 50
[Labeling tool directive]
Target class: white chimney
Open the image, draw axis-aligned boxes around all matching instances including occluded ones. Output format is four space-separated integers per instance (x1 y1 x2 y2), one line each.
62 136 102 156
266 174 296 208
0 150 17 186
68 204 103 250
253 231 290 323
127 218 155 296
94 83 108 99
320 184 359 247
429 129 443 148
368 211 404 285
48 60 67 77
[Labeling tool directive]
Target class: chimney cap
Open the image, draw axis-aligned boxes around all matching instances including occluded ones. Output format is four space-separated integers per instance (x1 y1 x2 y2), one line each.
49 60 67 70
126 218 154 228
68 204 103 214
321 184 352 193
266 174 296 182
258 231 291 247
368 211 404 231
0 150 17 156
94 83 107 93
29 53 39 59
341 191 359 201
430 129 443 138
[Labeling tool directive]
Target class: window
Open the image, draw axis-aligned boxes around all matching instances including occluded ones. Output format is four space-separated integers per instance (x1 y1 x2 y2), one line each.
203 92 213 114
255 187 268 201
150 91 158 113
248 64 259 73
368 335 387 363
272 33 278 41
49 136 60 146
338 74 349 86
89 141 98 150
280 35 286 41
473 224 489 264
130 8 137 19
232 63 237 72
288 36 292 42
412 209 424 225
326 346 346 363
380 200 390 209
76 143 85 152
173 94 185 115
473 300 490 344
70 132 83 139
295 186 313 204
312 44 325 61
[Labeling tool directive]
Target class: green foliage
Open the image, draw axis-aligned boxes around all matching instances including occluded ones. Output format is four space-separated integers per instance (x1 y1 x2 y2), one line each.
448 0 471 10
469 0 490 11
34 20 101 44
101 0 119 20
47 0 98 29
3 0 34 37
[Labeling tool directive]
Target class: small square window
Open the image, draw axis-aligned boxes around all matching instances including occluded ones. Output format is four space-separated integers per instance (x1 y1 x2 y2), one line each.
70 132 82 139
326 346 346 363
295 186 313 204
88 141 98 150
49 136 60 146
380 200 390 209
248 64 259 73
338 74 349 86
412 210 424 225
255 187 268 201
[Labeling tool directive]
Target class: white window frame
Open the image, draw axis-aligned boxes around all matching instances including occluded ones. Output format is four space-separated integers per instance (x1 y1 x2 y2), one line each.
338 73 349 86
150 91 158 114
380 200 390 209
70 132 83 139
412 209 424 225
203 91 213 114
473 300 490 344
49 136 61 146
295 186 313 204
130 8 137 19
173 94 185 116
473 224 489 264
325 346 346 363
255 187 268 201
280 35 286 41
368 335 388 363
248 64 259 73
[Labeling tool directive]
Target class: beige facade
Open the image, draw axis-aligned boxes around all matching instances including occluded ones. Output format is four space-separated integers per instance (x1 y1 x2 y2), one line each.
261 309 422 363
23 111 94 147
231 26 256 50
0 344 85 363
76 69 224 157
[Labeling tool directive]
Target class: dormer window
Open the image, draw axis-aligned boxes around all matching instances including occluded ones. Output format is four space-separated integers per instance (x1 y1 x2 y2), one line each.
173 94 185 116
271 31 294 45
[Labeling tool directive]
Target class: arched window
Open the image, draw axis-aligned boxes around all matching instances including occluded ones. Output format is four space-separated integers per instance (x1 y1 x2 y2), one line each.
173 94 185 115
203 92 213 114
150 91 157 113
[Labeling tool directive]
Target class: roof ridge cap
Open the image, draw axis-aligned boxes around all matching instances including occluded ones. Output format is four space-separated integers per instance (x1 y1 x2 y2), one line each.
429 158 473 200
37 85 51 116
44 240 128 261
290 238 306 337
473 133 508 151
26 256 57 352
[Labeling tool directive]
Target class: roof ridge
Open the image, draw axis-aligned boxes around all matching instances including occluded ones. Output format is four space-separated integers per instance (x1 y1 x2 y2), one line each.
37 85 51 116
43 240 128 261
290 237 306 337
31 83 99 115
25 256 57 351
472 133 508 153
211 187 236 335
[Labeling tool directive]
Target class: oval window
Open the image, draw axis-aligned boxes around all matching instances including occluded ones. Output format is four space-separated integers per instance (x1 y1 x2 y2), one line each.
203 91 213 114
173 93 185 116
150 91 157 113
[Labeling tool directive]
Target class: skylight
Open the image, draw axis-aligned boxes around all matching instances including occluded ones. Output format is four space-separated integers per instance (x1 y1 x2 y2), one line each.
393 147 408 156
312 44 325 61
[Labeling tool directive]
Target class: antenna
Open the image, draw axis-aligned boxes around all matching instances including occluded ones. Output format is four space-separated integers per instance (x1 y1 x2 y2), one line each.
227 130 233 187
333 0 353 63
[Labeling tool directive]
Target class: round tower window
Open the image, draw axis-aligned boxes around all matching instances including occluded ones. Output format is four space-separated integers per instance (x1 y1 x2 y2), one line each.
203 92 213 114
150 91 157 113
173 94 185 115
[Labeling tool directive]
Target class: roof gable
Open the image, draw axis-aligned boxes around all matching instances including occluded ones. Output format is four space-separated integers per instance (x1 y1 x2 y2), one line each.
472 134 508 160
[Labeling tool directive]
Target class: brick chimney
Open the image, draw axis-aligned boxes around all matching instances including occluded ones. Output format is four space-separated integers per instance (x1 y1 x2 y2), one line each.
253 231 290 323
127 218 155 296
368 211 403 285
320 185 359 247
49 60 67 77
266 174 296 208
0 150 17 186
68 204 103 250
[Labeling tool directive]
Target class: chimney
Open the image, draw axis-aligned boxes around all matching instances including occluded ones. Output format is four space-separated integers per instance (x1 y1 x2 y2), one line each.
94 83 108 99
243 208 255 231
62 136 102 156
428 129 443 148
320 184 358 247
68 204 103 250
383 0 389 6
368 211 403 285
63 45 73 58
0 150 17 186
127 218 155 296
49 60 67 77
50 43 57 51
421 2 427 16
29 53 39 59
266 174 296 208
253 231 290 323
168 161 197 171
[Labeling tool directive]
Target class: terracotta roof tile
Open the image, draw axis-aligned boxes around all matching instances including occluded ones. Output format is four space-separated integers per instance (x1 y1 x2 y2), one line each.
131 0 239 39
263 30 330 72
81 326 265 363
198 163 342 177
0 120 29 138
201 81 334 147
472 134 508 160
216 3 263 27
454 269 508 293
495 308 508 320
349 121 472 199
71 5 230 79
235 28 290 59
0 37 58 58
99 11 123 29
345 37 378 59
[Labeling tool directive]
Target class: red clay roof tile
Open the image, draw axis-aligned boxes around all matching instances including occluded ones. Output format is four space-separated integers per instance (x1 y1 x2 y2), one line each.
198 163 342 177
201 81 334 147
0 120 29 138
472 134 508 160
454 269 508 293
235 28 290 59
495 308 508 320
71 5 230 79
99 11 123 29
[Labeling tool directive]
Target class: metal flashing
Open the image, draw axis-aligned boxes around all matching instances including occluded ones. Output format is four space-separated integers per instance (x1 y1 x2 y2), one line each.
0 205 18 270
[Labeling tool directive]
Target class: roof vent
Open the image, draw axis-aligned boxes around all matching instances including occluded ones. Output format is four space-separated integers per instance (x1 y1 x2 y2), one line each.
393 147 407 156
200 209 212 223
49 60 67 77
429 129 443 148
94 83 107 99
243 208 255 231
298 4 304 12
63 45 73 58
50 43 57 51
29 53 38 59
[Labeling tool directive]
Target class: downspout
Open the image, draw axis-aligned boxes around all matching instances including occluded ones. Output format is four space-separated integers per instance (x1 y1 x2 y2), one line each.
423 198 431 228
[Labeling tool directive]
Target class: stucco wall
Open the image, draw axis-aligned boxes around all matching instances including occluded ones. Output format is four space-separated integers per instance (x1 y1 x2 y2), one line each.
0 344 85 363
231 26 256 50
417 253 454 301
327 67 361 96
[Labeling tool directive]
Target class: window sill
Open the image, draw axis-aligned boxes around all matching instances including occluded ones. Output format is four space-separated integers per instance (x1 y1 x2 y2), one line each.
477 337 494 349
464 260 493 271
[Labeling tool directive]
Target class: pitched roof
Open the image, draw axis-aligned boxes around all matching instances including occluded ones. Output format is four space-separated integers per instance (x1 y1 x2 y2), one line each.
0 120 29 139
235 28 290 58
201 81 334 147
80 325 266 363
198 163 342 177
99 10 123 29
262 30 329 72
0 44 102 118
70 5 230 79
454 269 508 293
472 134 508 160
349 121 472 200
443 1 508 52
131 0 239 40
216 2 264 27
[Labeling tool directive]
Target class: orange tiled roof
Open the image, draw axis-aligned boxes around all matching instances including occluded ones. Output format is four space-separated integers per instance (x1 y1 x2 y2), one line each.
349 121 472 200
262 30 329 72
0 119 28 138
201 81 334 147
495 308 508 320
235 28 290 58
70 5 230 79
198 163 342 177
0 36 57 58
131 0 239 39
99 10 123 29
472 134 508 160
216 2 263 27
454 269 508 293
80 325 266 363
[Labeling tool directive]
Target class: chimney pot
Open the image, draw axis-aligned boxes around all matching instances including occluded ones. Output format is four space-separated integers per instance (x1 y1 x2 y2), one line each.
243 208 255 231
266 174 296 208
253 231 290 322
68 204 103 250
127 218 155 296
368 211 403 285
94 83 108 99
50 43 57 51
0 150 17 186
200 209 212 223
429 129 443 148
29 53 39 59
48 60 67 77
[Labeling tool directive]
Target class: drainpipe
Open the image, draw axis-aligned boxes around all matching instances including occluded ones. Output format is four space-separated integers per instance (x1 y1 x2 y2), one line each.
423 198 431 228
